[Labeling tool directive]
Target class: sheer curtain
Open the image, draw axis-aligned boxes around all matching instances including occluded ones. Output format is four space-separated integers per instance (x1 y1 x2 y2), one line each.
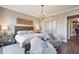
45 20 56 33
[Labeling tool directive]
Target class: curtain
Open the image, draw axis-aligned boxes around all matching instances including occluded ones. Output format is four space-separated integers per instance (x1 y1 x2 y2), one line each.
45 20 56 33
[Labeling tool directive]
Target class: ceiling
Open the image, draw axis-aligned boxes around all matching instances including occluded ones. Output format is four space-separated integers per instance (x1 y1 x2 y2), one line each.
1 5 79 18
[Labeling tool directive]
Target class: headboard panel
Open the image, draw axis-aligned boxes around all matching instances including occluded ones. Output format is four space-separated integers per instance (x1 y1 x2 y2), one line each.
15 26 34 33
0 25 1 30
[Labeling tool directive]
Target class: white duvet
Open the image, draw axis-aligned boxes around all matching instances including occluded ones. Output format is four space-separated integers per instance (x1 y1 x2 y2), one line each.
15 33 44 47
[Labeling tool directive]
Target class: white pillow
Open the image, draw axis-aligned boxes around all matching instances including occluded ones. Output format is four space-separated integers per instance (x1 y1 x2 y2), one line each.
28 31 34 34
17 30 28 35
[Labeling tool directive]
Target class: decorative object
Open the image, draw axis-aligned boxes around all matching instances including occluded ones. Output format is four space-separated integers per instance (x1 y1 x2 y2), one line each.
17 18 33 25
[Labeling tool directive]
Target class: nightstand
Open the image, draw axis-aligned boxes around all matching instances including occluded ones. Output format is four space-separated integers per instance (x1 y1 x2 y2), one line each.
2 34 16 46
0 36 2 47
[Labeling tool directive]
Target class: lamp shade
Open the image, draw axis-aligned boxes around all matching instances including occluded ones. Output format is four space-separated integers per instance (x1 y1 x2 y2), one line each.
35 24 40 30
36 26 40 30
2 25 8 30
78 19 79 22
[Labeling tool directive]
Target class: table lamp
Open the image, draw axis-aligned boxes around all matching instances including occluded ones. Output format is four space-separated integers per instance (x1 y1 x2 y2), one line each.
2 25 8 35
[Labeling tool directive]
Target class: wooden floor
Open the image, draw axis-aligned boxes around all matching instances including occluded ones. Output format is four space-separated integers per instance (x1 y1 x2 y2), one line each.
58 36 79 54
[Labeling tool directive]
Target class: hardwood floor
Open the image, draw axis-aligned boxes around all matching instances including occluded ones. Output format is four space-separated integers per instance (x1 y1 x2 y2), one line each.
58 36 79 54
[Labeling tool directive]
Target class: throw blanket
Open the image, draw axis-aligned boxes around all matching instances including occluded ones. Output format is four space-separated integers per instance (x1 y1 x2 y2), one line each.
30 37 57 54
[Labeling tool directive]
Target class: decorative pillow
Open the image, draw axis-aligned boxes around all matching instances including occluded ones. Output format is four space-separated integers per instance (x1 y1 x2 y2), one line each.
43 33 51 40
17 30 28 35
28 31 34 34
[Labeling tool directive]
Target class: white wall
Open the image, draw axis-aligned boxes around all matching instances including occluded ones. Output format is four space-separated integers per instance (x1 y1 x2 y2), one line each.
41 8 79 42
0 8 4 25
0 7 39 33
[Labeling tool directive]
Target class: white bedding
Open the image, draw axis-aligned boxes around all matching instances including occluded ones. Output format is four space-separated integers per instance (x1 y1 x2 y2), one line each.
15 33 44 47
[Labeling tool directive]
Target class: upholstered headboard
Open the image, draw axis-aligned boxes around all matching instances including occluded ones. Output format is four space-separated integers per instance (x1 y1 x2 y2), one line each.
0 25 1 30
15 26 34 33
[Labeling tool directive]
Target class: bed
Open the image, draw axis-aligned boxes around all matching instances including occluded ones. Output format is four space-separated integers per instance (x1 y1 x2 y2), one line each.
14 26 61 54
15 26 44 47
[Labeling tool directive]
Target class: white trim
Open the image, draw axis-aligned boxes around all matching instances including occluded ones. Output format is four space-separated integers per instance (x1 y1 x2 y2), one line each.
48 7 79 17
1 6 79 19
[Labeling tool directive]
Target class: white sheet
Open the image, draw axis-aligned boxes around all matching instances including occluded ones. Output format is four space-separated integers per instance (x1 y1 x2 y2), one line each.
15 33 44 47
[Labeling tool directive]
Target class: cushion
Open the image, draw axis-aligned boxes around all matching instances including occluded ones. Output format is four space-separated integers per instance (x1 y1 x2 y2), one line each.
17 30 28 35
28 31 34 34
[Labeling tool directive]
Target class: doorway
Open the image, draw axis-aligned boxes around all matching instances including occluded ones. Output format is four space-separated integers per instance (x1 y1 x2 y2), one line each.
67 15 79 40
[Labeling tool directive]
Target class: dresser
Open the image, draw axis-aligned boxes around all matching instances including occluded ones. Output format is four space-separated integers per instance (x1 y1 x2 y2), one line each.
0 36 2 47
